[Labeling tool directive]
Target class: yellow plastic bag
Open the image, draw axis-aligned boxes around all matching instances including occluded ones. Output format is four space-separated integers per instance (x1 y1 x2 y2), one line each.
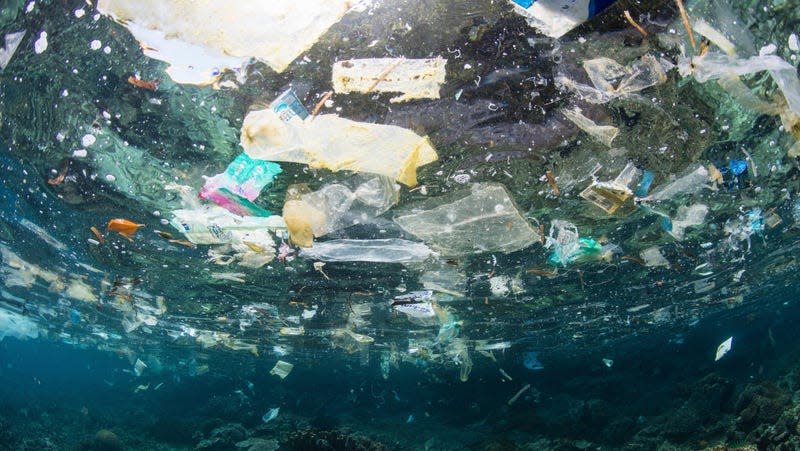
241 109 438 187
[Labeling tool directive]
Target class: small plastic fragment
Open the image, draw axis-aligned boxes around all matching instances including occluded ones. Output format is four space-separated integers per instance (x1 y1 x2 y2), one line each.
507 383 530 406
262 408 280 423
640 246 670 267
33 31 47 54
715 337 733 361
134 358 147 377
650 165 710 201
667 204 709 240
279 326 304 336
765 212 782 229
580 162 640 214
391 291 436 320
299 239 434 263
199 188 273 218
107 218 145 240
270 88 310 122
240 108 438 187
729 159 748 176
332 57 447 102
393 183 538 256
269 360 294 379
523 351 544 370
0 31 25 70
635 170 655 197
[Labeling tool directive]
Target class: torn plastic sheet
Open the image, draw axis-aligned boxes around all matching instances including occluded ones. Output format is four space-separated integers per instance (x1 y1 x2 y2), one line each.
332 57 447 103
393 183 538 256
685 14 800 151
650 165 710 201
556 54 667 104
241 108 438 187
560 107 618 147
682 52 800 115
170 206 288 245
298 239 434 263
0 31 25 70
97 0 368 84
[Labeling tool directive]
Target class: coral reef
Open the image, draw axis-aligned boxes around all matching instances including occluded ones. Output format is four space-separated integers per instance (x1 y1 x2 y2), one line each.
285 429 389 451
77 429 123 451
195 423 247 451
735 382 791 432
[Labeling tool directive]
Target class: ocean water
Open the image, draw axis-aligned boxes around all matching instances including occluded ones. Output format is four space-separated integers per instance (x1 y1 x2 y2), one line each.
1 0 800 450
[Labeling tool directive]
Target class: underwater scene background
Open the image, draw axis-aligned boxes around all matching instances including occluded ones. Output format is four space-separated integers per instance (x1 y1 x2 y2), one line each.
1 0 800 449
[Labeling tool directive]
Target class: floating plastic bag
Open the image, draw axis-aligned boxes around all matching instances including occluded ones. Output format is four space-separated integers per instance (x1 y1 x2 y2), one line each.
0 307 39 341
269 360 294 379
393 183 538 256
240 109 438 187
543 220 604 266
523 351 544 370
715 337 733 361
97 0 363 83
282 175 399 247
299 238 433 263
332 57 447 102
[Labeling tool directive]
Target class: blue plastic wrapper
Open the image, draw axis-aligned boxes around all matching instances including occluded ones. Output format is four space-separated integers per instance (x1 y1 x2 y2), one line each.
523 351 544 370
729 159 748 176
635 170 655 197
511 0 618 38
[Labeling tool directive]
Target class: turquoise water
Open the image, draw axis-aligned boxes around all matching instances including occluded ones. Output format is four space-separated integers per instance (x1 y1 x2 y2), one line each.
1 0 800 449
